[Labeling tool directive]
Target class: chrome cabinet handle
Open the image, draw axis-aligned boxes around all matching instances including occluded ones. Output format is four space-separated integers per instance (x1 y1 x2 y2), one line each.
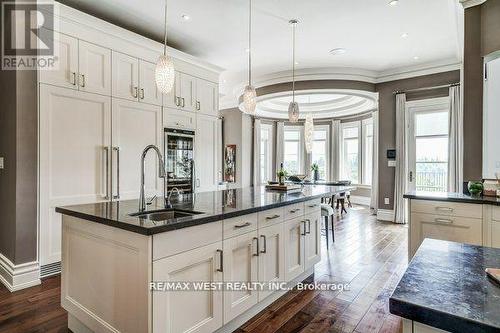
140 88 145 100
196 101 201 110
216 249 223 272
300 220 307 236
306 219 311 234
434 218 453 224
252 237 260 256
175 96 179 106
436 207 454 212
290 208 301 213
265 214 280 220
234 222 251 229
308 204 318 208
113 146 120 200
181 97 185 107
70 72 76 85
260 235 267 254
80 74 85 87
103 146 110 200
133 87 138 98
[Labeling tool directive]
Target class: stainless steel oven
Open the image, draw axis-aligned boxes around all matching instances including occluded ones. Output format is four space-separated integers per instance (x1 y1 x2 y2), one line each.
164 128 195 194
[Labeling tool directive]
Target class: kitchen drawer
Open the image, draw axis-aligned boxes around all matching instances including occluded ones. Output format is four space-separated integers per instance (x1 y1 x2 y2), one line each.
164 108 195 130
410 213 482 256
304 199 321 215
284 202 305 221
223 213 258 239
258 207 285 228
492 206 500 222
153 220 222 260
410 200 482 219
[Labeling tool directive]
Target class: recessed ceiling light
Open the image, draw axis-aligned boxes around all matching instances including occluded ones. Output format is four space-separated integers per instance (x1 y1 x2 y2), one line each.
413 56 419 60
401 33 409 38
329 48 346 55
181 14 190 21
389 0 399 6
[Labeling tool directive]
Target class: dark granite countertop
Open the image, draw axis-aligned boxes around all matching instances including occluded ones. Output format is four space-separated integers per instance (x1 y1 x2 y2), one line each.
55 185 352 235
404 191 500 206
389 239 500 333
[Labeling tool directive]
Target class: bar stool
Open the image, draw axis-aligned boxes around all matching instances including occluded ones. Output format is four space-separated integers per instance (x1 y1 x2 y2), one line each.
321 203 335 249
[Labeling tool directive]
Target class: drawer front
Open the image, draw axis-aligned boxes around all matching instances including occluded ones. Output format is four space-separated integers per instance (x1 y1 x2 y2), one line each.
164 108 196 130
304 199 321 215
153 221 222 260
492 206 500 222
410 200 482 219
258 207 285 228
284 202 305 221
223 213 258 239
410 213 482 256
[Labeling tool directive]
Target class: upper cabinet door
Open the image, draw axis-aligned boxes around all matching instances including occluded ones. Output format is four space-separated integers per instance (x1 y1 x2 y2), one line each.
139 59 162 106
196 78 218 116
78 40 111 95
39 31 78 89
179 73 196 112
112 51 138 101
163 71 180 109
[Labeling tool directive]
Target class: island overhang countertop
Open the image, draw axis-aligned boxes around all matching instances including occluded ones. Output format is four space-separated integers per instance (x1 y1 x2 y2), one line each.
404 191 500 206
55 185 353 235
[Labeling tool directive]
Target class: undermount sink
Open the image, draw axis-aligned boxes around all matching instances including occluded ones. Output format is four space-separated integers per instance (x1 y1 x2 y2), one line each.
130 209 202 222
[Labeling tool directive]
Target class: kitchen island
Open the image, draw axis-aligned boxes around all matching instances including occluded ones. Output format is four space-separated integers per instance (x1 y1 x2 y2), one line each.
56 185 352 333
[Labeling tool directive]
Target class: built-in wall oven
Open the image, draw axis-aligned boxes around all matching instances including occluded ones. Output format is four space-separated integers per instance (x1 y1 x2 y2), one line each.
164 128 195 194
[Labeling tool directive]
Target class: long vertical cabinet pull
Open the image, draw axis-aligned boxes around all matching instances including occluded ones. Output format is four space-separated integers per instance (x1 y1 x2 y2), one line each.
260 235 267 254
216 249 223 272
103 146 110 200
252 237 260 256
113 147 120 200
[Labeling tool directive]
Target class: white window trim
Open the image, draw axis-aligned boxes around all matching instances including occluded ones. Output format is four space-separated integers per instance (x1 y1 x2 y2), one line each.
284 125 304 174
340 119 373 187
260 123 274 184
311 124 330 181
362 118 373 186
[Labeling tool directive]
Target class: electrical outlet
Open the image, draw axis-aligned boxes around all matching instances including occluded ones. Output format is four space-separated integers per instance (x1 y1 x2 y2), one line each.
384 197 390 205
0 157 4 169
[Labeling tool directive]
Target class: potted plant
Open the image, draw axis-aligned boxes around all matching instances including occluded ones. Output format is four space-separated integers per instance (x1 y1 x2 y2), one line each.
311 163 319 182
276 169 288 185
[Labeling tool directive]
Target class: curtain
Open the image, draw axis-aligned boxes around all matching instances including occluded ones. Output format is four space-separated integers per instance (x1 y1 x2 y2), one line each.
275 121 285 180
394 93 407 224
330 120 341 181
253 118 261 186
448 85 463 193
370 111 379 214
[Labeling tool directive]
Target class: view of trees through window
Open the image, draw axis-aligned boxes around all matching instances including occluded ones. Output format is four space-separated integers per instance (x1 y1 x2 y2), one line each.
311 128 328 180
283 128 302 175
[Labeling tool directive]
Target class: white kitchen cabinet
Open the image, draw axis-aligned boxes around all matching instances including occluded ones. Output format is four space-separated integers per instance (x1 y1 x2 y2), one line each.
111 99 163 200
223 231 259 323
78 40 111 95
284 217 305 281
39 31 78 89
153 241 224 333
258 223 285 301
112 51 139 101
163 71 180 109
177 72 197 112
139 59 162 105
39 84 111 266
196 78 218 116
304 211 321 269
164 108 196 130
195 114 221 192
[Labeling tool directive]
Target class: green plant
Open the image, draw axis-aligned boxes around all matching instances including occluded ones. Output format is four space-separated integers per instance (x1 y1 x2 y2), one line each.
311 163 319 172
277 169 288 178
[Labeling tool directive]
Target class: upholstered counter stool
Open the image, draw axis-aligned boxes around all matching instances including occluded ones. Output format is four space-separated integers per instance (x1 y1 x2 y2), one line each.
321 203 335 249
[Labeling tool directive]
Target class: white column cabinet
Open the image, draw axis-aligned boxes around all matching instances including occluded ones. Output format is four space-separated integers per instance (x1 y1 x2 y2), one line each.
78 40 112 95
196 78 218 116
258 223 285 301
304 211 322 269
195 114 220 192
112 51 139 101
223 231 259 323
284 217 306 281
153 241 224 333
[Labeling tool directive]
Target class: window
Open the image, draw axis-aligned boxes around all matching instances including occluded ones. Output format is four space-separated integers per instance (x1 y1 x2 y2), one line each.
340 118 374 185
362 119 373 185
283 127 303 175
260 124 273 184
311 126 329 180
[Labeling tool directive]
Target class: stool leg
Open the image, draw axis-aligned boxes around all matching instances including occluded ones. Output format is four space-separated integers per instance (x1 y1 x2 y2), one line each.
324 216 329 249
331 216 335 243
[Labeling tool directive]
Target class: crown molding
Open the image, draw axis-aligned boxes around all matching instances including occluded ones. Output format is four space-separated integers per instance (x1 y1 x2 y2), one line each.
460 0 487 9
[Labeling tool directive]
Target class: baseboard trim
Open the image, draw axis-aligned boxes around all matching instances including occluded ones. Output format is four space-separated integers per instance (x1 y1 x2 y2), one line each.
377 209 395 222
0 253 41 292
350 195 371 206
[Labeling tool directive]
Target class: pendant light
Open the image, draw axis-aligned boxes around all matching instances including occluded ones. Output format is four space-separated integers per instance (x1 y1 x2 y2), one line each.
288 19 299 123
155 0 175 94
304 113 314 153
241 0 257 115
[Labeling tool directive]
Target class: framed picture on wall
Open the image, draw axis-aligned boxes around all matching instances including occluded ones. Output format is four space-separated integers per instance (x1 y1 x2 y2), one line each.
224 144 236 183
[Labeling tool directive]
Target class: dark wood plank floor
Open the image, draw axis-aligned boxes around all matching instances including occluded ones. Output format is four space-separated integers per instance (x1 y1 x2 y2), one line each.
0 205 407 333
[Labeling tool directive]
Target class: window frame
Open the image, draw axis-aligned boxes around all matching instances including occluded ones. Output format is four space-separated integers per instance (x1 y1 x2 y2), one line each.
311 124 330 181
283 125 304 175
259 123 274 184
340 118 373 186
362 118 374 186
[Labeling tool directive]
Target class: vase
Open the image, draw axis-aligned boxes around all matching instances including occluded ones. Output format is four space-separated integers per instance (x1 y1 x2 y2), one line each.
313 170 319 182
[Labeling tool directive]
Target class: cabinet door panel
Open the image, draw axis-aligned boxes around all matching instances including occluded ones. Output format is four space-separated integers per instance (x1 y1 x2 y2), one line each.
112 51 138 101
196 78 218 116
284 218 305 281
258 223 285 301
78 40 111 95
153 242 223 333
180 73 196 112
39 31 78 89
195 115 220 192
139 59 162 106
164 108 196 130
223 231 259 323
112 99 162 200
39 85 111 265
304 211 321 269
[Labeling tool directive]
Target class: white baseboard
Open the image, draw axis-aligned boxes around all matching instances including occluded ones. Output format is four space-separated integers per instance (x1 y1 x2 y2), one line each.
0 253 41 292
349 195 371 206
377 209 395 222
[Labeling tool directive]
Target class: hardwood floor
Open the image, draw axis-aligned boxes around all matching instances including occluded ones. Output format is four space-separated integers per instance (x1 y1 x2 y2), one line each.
0 205 407 333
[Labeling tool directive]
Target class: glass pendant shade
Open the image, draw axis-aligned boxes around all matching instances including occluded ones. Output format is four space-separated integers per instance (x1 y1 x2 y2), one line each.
242 84 257 115
288 101 299 122
155 54 175 94
304 113 314 153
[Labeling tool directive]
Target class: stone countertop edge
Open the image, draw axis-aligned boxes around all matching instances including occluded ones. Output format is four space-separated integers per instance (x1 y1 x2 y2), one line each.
404 191 500 206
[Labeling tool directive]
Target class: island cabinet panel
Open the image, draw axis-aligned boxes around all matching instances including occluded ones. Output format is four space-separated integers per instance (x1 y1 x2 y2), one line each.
284 202 305 221
304 199 321 215
284 217 306 281
153 241 224 333
258 206 285 228
410 199 482 219
485 205 500 249
304 210 322 270
223 213 258 239
258 223 285 301
223 231 259 323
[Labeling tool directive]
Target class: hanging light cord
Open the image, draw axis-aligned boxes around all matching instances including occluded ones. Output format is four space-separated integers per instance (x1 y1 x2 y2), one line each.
248 0 252 86
163 0 168 56
292 21 296 103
